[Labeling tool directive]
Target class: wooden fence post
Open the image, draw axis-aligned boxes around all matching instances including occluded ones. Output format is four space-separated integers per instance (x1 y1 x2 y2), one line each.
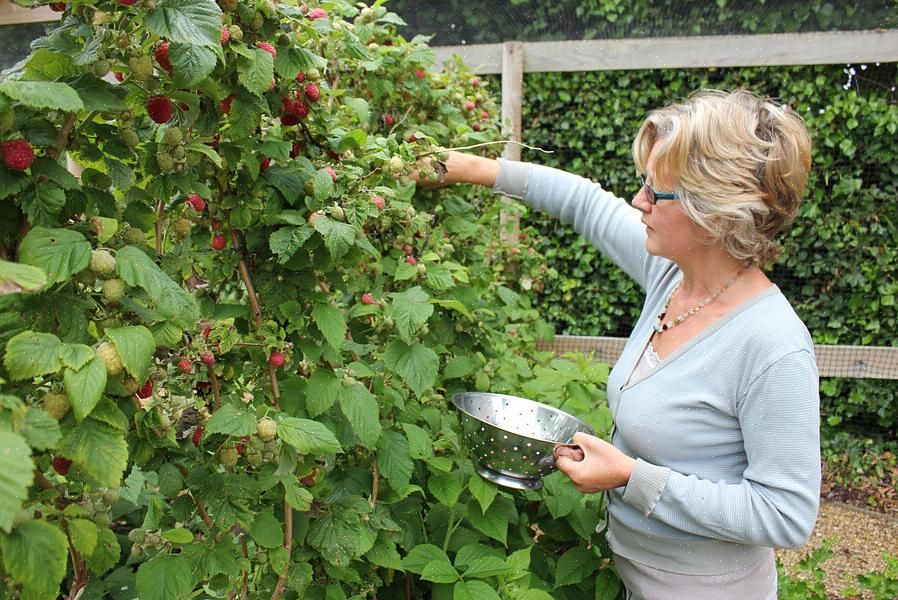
500 41 524 245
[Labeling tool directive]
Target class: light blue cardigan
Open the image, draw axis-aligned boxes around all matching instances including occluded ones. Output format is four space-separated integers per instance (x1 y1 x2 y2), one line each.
494 159 821 575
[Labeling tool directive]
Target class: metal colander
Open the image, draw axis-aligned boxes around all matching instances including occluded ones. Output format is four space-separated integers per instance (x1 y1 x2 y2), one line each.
451 391 595 490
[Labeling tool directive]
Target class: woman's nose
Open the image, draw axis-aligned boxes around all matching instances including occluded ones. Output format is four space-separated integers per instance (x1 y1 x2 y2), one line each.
632 185 651 213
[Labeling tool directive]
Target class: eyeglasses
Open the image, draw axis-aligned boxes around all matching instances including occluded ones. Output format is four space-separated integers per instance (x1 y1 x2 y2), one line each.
639 174 680 205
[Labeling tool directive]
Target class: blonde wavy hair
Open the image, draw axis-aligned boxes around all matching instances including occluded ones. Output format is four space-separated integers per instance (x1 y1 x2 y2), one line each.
633 89 812 265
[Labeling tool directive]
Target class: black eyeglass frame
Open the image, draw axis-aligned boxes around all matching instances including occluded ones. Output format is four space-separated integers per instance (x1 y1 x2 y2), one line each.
639 175 680 205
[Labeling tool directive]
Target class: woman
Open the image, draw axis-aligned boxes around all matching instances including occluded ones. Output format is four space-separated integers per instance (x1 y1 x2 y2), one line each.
422 89 821 599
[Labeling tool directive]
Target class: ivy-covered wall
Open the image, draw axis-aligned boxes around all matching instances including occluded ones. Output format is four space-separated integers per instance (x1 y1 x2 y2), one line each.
514 64 898 437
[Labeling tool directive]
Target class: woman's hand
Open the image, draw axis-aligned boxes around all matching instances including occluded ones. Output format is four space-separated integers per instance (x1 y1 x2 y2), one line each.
410 151 500 188
553 432 636 494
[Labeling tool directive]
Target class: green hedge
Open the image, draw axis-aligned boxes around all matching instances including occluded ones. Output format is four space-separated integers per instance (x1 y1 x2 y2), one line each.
514 64 898 435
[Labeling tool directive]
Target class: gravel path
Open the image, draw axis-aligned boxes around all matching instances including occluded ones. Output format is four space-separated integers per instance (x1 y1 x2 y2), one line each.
775 501 898 598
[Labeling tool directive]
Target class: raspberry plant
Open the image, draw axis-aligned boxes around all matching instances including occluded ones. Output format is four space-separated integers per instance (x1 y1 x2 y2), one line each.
0 1 615 599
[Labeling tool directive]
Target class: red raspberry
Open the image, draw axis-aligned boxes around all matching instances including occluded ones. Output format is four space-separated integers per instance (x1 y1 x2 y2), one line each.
49 2 66 11
52 456 72 476
324 166 336 182
290 142 303 158
202 326 212 338
191 427 203 447
304 83 320 102
137 380 153 398
201 352 215 366
472 77 481 87
236 436 248 455
405 256 417 266
260 157 271 172
177 357 193 373
269 351 285 367
415 68 426 79
481 110 489 120
211 234 227 251
308 8 327 19
291 97 310 118
220 25 230 44
1 139 35 171
383 114 394 126
118 0 137 5
155 42 173 72
371 195 385 210
295 72 305 83
408 133 418 142
146 95 173 124
113 72 124 82
256 42 276 59
472 123 482 132
220 95 234 114
361 293 376 305
186 193 205 211
465 101 475 111
402 244 413 255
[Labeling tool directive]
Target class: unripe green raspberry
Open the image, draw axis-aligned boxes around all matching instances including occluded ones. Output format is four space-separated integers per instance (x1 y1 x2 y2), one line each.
219 0 237 11
156 151 175 172
90 249 116 276
250 12 264 30
120 128 140 150
228 24 243 41
389 156 404 174
172 146 186 160
0 109 14 133
102 489 119 505
102 278 127 303
128 528 146 543
256 417 277 442
246 451 263 467
220 446 239 467
145 532 162 547
306 68 321 82
96 342 123 376
172 218 191 242
162 126 183 146
121 377 140 395
94 512 111 527
122 227 146 246
128 55 154 82
43 392 70 420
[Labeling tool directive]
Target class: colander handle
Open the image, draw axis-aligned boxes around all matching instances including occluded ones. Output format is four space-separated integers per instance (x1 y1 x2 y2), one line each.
552 444 585 463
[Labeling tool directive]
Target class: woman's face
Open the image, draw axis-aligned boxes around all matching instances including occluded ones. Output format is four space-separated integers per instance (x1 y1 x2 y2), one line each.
632 143 708 261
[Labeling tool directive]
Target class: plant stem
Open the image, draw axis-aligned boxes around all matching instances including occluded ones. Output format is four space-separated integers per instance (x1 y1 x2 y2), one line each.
206 364 221 409
50 112 78 162
240 533 250 600
442 505 456 552
269 499 293 600
416 140 554 159
155 200 165 256
370 452 379 508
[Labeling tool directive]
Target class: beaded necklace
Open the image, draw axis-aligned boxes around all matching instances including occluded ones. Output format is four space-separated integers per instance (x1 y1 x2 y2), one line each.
653 270 745 334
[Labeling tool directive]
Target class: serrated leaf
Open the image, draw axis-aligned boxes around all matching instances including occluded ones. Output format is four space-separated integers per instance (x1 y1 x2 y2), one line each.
0 81 83 112
105 326 155 382
307 507 361 568
0 259 46 294
250 511 283 548
343 97 369 123
186 143 222 168
421 558 459 583
444 356 477 379
269 226 314 264
428 470 462 507
277 417 341 454
274 46 327 79
384 340 438 398
59 418 128 487
554 546 600 588
226 93 267 139
162 528 195 544
386 286 433 341
282 479 313 511
338 383 381 448
115 246 199 329
365 532 404 570
394 261 417 281
58 343 94 370
4 331 62 380
305 369 340 417
21 183 66 226
311 303 346 350
430 298 471 318
0 432 34 533
0 520 68 597
462 554 511 579
263 165 305 202
376 430 411 489
146 0 223 47
0 167 29 200
204 403 257 436
238 49 274 96
136 554 194 600
312 216 354 261
403 544 449 574
84 527 120 576
18 227 90 285
88 397 128 431
466 496 516 546
29 157 78 190
68 75 128 112
468 472 497 513
454 580 502 600
171 42 217 87
68 519 98 557
20 408 62 451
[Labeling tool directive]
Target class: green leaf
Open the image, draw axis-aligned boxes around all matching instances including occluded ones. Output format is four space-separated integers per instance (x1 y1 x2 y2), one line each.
595 569 622 599
428 470 462 507
461 555 510 579
0 260 46 294
20 408 62 451
59 418 128 487
171 42 218 87
64 356 107 421
454 580 502 600
384 340 438 398
59 343 94 370
162 528 195 544
338 382 381 448
0 167 29 200
21 183 66 226
0 432 34 533
425 264 456 291
67 75 128 112
466 496 516 546
0 81 84 112
277 417 342 454
386 286 433 341
305 369 340 418
105 326 156 382
269 226 314 264
376 430 412 489
203 402 257 436
422 558 459 583
394 261 417 281
402 422 431 459
343 97 369 123
3 331 62 380
312 303 346 350
403 544 451 575
115 246 199 329
444 356 477 379
274 46 327 79
468 473 497 513
430 298 472 318
365 532 404 570
146 0 223 47
186 142 222 168
29 157 79 190
136 554 194 600
226 94 267 139
84 527 120 575
0 520 68 597
312 169 335 201
554 546 600 588
88 397 128 431
312 217 354 261
307 507 361 568
250 511 284 548
282 479 314 512
18 227 90 285
238 49 275 96
68 519 98 557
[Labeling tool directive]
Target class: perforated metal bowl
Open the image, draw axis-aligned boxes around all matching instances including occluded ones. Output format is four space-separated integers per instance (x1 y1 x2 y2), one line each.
451 391 595 490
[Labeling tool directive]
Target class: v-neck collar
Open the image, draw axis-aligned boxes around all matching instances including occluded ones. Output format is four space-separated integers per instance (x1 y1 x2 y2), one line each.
621 283 781 391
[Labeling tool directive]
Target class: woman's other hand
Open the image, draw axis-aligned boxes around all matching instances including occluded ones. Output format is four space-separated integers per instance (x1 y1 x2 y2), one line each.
553 432 636 493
